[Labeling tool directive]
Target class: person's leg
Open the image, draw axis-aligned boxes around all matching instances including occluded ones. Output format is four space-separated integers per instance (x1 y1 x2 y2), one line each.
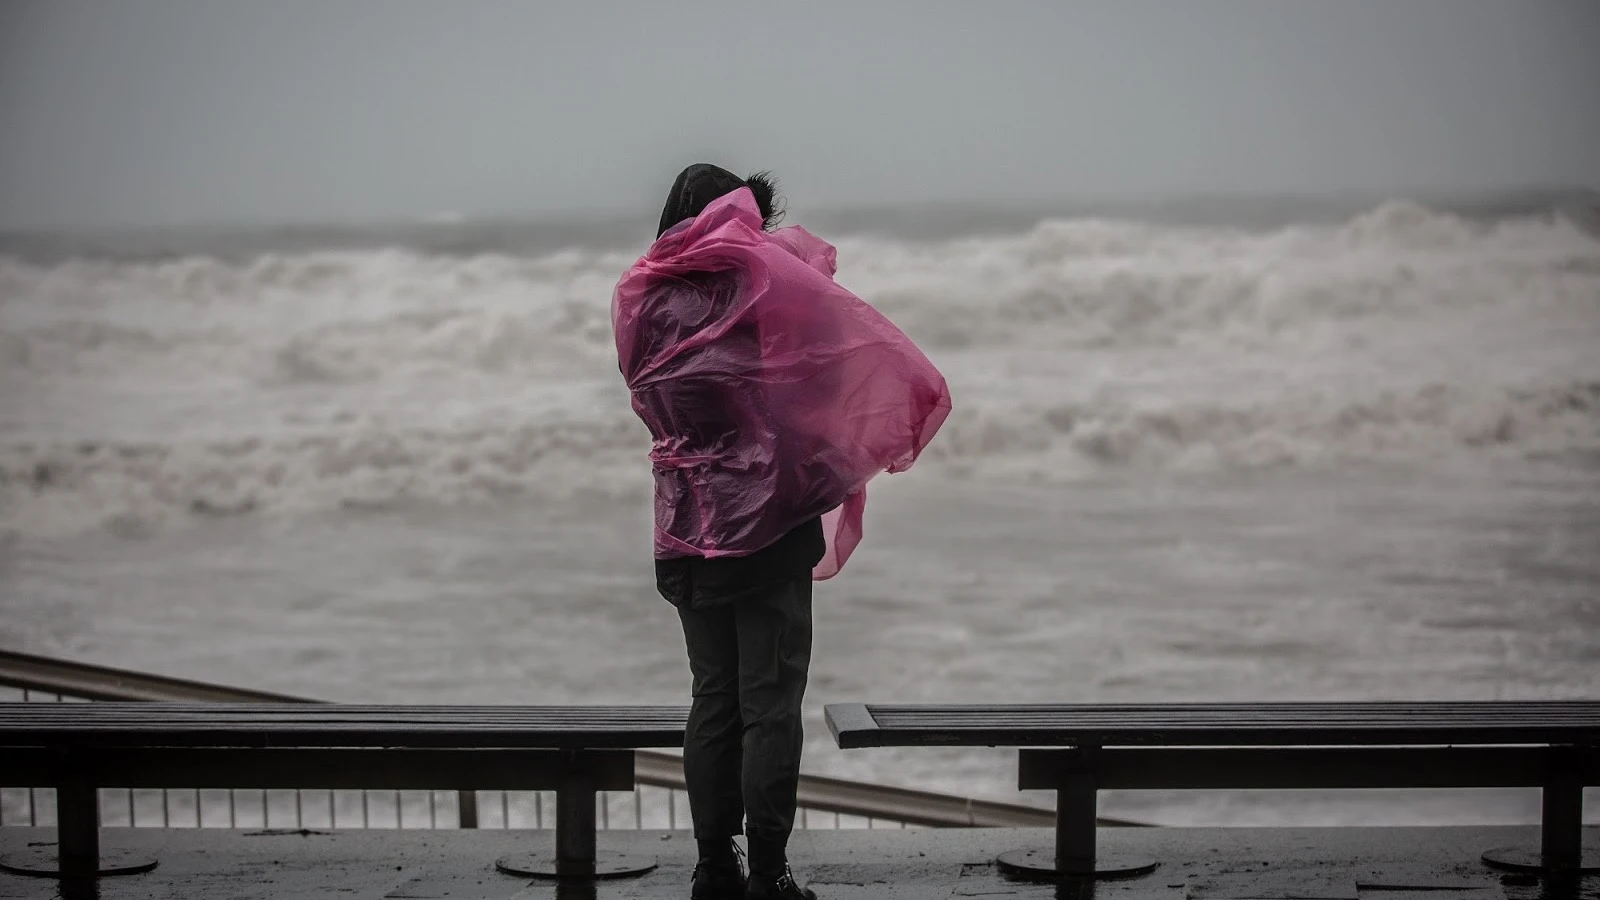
734 573 813 879
677 600 746 851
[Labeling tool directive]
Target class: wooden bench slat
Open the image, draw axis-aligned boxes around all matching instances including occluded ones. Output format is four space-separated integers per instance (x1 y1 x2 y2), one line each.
1020 746 1600 790
1 746 640 791
0 704 688 717
826 701 1600 749
0 703 690 749
0 714 689 722
0 704 688 720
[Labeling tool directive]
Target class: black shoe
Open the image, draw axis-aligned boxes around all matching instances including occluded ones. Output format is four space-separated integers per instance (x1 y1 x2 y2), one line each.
691 843 747 900
746 866 817 900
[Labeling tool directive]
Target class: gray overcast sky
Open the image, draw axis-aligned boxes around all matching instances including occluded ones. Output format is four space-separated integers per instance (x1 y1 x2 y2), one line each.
1 0 1597 229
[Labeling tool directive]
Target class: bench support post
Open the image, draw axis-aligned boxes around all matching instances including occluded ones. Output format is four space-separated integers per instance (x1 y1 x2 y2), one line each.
1055 758 1097 873
0 763 158 879
457 790 478 829
1482 744 1598 874
555 775 597 871
998 748 1157 881
493 750 658 881
1541 767 1582 869
57 776 99 879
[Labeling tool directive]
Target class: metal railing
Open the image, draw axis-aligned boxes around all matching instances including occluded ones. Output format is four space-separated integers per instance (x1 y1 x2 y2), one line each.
0 649 1108 833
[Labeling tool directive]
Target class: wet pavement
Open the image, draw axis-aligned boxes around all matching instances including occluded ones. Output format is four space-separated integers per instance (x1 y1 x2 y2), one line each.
1 825 1596 899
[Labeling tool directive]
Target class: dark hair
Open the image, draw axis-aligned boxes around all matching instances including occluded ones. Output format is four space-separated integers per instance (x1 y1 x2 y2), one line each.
658 164 786 237
744 171 785 231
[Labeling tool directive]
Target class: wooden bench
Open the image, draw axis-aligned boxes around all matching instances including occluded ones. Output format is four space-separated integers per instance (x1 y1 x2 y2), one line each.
826 701 1600 878
0 702 687 881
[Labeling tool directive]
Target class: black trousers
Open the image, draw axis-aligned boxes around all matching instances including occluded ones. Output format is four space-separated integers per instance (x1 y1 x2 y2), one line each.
657 519 824 846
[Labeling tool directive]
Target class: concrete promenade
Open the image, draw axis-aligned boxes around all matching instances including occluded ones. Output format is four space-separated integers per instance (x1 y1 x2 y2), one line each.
3 824 1596 899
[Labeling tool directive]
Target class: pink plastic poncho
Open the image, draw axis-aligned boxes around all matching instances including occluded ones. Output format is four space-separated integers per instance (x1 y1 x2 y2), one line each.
613 188 951 579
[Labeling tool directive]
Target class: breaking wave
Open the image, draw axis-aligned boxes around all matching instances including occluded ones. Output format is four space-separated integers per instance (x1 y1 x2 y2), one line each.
3 199 1598 536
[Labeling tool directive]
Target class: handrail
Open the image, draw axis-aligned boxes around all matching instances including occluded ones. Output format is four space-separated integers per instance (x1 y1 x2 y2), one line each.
0 647 1140 828
0 649 307 703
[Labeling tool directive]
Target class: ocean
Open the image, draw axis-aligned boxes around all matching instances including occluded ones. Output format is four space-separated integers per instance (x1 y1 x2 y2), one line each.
2 191 1597 826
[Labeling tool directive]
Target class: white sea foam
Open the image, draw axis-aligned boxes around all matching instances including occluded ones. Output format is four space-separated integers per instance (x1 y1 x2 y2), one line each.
4 201 1599 829
3 201 1597 536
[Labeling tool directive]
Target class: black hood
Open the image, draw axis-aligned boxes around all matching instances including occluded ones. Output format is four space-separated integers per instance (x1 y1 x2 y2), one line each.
657 163 748 238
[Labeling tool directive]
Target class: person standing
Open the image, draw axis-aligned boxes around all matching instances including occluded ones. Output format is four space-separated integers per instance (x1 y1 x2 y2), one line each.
613 164 949 899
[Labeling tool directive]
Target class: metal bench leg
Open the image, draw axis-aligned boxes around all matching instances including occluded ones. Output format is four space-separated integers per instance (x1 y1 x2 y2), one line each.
555 779 598 874
57 778 99 879
1056 768 1097 874
1541 772 1582 869
1482 745 1598 874
0 770 157 879
494 750 657 880
998 748 1157 881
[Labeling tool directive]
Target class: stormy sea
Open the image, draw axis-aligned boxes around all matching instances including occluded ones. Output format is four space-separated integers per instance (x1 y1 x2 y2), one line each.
3 189 1597 826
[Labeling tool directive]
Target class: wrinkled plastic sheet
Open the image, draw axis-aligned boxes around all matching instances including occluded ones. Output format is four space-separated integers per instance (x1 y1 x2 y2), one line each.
614 189 950 579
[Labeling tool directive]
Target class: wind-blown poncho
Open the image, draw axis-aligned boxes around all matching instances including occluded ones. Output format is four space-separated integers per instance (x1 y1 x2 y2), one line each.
613 188 950 579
